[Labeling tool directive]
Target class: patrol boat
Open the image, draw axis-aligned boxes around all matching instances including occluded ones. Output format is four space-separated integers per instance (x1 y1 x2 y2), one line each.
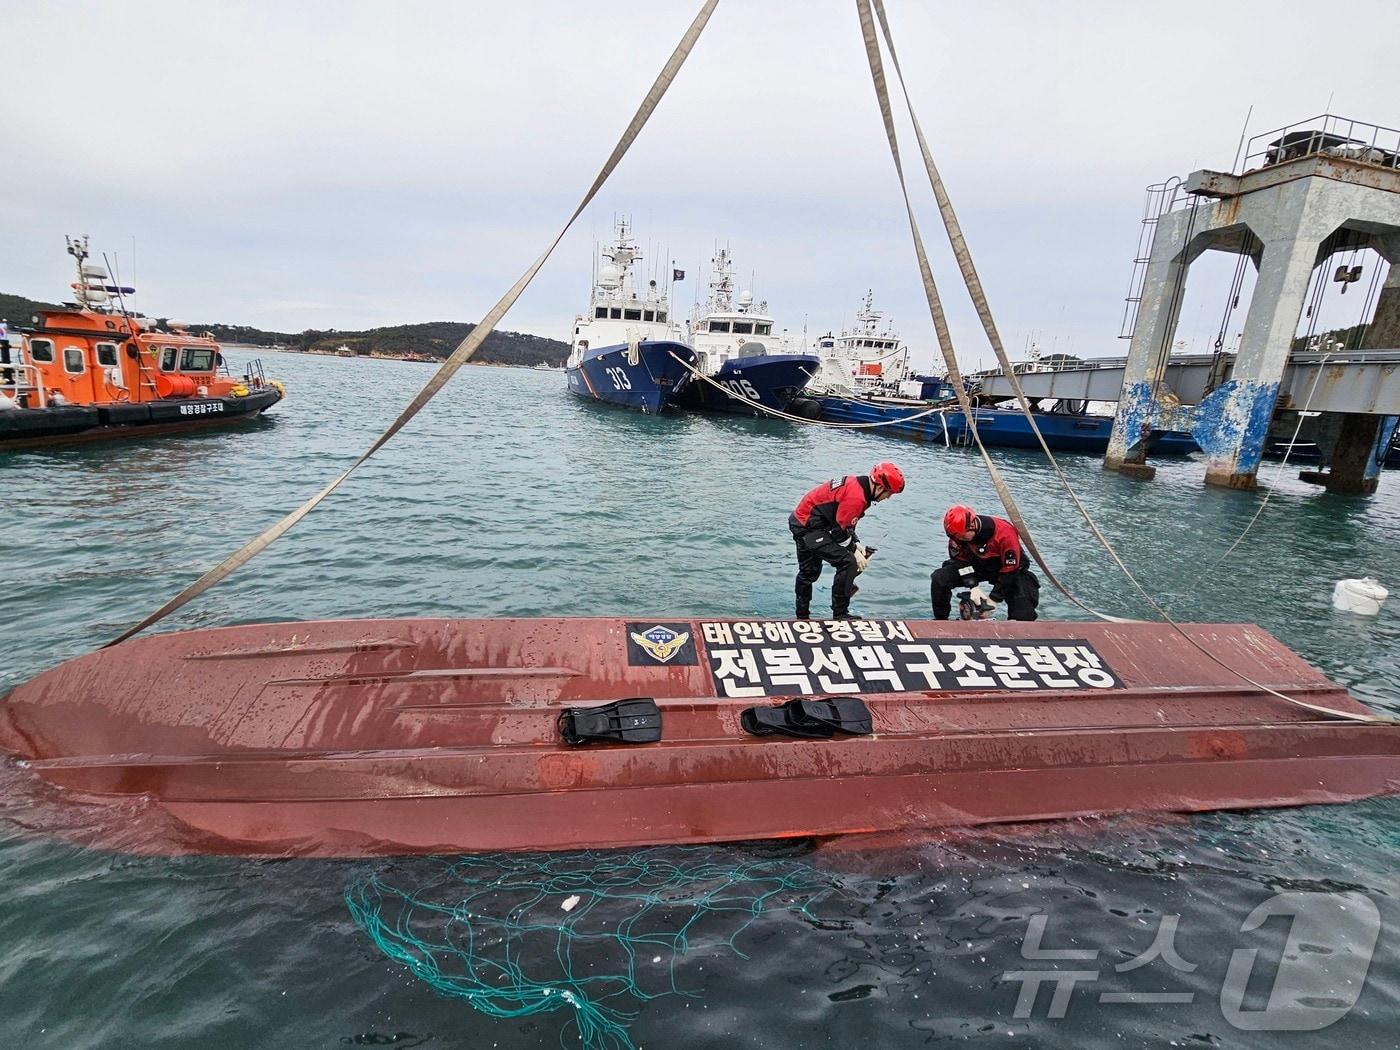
565 219 697 413
810 291 918 395
675 247 820 417
0 237 284 449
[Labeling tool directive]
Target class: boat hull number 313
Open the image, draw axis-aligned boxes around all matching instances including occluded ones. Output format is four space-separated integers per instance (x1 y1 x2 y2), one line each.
604 367 631 390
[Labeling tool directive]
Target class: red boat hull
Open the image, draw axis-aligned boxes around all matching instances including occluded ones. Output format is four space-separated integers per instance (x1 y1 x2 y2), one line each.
1 616 1397 856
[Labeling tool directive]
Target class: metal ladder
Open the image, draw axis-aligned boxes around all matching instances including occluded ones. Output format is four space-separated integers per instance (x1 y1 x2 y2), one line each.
1119 177 1184 341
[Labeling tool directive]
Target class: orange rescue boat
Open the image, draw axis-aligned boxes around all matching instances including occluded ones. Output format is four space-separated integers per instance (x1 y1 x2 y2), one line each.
0 236 283 449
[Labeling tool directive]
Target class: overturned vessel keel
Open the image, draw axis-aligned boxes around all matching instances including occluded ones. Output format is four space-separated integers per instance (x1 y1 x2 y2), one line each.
1 616 1396 856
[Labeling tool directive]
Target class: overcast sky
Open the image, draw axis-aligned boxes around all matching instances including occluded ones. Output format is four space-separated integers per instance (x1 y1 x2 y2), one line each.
4 1 1397 370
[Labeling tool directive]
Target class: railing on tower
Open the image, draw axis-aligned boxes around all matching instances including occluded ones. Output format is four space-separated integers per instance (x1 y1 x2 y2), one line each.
1239 115 1400 175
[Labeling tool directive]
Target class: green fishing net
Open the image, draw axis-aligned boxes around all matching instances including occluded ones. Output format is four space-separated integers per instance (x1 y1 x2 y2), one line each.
347 848 835 1050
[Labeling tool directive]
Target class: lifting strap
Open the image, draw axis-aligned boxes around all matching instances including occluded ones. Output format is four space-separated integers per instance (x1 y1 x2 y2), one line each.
105 0 721 647
854 0 1128 625
857 0 1389 724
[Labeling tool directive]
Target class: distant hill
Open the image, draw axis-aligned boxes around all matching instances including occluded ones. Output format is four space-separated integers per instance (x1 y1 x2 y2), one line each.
286 321 569 367
0 292 61 326
0 292 570 367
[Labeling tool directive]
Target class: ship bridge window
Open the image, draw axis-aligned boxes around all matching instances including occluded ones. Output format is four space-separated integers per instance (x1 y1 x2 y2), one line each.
180 347 216 372
657 310 667 322
710 320 731 333
609 308 622 319
757 323 771 335
624 308 642 321
643 309 655 322
733 321 753 334
95 342 118 367
160 346 178 371
594 307 607 319
63 347 86 373
29 338 54 363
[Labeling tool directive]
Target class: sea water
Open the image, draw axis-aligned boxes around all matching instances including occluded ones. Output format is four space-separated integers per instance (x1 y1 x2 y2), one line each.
1 351 1396 1048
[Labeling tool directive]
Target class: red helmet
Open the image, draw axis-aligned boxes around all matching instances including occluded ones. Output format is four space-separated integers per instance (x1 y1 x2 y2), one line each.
943 504 977 536
869 461 905 494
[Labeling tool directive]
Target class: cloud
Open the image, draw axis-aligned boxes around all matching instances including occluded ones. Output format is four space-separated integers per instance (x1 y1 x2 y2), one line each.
3 0 1396 364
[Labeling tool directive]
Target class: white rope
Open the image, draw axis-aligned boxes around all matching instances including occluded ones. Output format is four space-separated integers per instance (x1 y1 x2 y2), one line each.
666 349 954 429
106 0 722 647
1206 352 1336 572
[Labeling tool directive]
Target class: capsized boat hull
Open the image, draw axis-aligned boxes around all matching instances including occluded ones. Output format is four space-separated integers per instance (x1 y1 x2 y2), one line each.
1 616 1397 856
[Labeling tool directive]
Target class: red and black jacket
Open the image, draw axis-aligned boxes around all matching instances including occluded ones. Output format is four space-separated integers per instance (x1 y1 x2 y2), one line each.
789 475 872 544
948 515 1026 582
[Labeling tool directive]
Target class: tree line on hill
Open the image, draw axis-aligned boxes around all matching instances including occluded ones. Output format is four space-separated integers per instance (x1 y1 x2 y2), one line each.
283 321 568 367
0 291 570 367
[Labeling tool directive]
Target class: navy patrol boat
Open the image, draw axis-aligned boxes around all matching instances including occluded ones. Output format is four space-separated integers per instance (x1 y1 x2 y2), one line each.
675 247 820 417
565 219 697 413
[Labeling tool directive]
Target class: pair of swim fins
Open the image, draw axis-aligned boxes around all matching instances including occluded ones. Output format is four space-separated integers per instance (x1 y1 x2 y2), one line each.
740 696 873 739
559 698 662 745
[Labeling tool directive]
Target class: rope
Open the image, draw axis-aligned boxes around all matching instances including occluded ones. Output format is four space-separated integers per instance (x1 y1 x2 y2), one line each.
1206 351 1336 573
666 349 953 428
860 0 1389 724
105 0 721 647
1350 255 1385 350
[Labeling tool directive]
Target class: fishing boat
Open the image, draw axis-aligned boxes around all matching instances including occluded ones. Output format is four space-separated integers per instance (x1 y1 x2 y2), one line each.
674 247 820 417
565 219 697 413
1 614 1396 857
0 237 283 449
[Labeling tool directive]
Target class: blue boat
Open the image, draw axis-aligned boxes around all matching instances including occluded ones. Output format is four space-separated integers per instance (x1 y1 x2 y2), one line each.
566 338 698 414
676 350 821 416
565 219 698 413
676 247 819 417
811 395 1200 455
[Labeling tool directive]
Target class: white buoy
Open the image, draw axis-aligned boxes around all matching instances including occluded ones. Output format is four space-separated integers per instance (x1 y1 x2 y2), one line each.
1332 577 1388 616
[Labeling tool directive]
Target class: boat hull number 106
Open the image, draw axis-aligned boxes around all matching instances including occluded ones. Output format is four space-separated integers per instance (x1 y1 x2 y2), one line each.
718 378 760 401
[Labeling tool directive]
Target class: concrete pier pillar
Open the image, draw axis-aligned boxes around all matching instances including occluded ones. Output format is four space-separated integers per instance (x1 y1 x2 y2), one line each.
1298 255 1400 493
1298 414 1400 494
1104 143 1400 493
1200 236 1318 489
1105 230 1192 478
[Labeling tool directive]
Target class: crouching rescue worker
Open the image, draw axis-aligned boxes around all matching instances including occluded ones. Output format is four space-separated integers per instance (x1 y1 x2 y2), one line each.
789 462 905 619
931 504 1040 620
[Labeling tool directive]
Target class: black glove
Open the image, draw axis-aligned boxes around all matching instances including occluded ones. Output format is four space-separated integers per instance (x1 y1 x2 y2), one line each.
988 584 1006 603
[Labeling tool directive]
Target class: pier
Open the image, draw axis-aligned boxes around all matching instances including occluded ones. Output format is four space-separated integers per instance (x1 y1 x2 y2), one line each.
989 116 1400 494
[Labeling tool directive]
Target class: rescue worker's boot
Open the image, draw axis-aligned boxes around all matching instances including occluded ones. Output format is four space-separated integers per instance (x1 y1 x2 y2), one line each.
832 590 856 621
795 576 813 619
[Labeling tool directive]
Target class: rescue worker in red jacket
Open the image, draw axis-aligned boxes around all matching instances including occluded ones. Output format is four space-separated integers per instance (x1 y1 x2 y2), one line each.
789 462 905 619
931 504 1040 620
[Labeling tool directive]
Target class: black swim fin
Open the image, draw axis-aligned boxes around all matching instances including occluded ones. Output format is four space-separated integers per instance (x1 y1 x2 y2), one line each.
559 697 662 745
740 696 873 739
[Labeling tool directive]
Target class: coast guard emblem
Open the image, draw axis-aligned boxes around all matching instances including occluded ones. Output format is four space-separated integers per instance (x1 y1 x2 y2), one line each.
626 623 697 666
